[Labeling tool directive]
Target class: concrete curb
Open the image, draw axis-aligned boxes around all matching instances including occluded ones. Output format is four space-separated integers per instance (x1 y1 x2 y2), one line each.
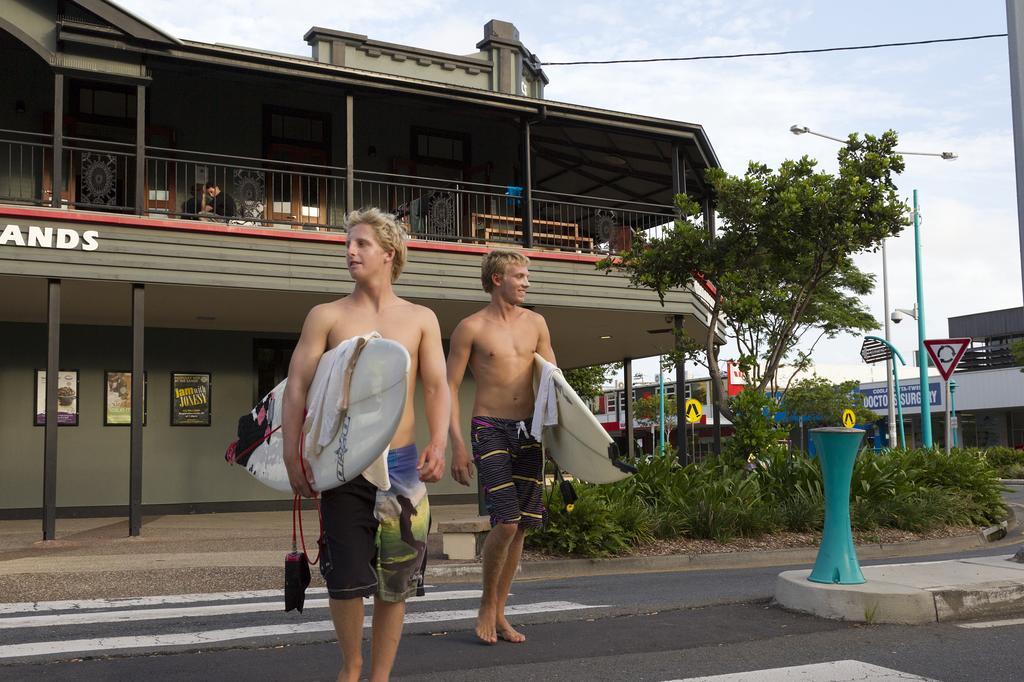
774 555 1024 624
426 526 1023 582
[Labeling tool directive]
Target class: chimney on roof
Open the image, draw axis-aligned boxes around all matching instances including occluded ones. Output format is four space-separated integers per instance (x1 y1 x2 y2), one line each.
482 20 520 44
477 19 544 96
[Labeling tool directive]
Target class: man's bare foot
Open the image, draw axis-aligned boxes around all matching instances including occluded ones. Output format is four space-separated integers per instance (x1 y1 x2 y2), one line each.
496 619 526 643
476 609 498 644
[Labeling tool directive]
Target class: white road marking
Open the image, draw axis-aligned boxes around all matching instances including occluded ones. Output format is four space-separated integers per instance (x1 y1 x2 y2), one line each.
0 589 325 615
0 585 451 615
957 617 1024 629
665 660 937 681
0 590 485 630
0 601 605 659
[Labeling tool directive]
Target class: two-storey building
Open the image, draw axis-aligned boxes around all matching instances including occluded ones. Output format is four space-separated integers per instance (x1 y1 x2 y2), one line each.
1 0 721 533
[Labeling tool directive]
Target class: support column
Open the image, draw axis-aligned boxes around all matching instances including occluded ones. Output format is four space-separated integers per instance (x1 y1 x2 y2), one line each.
702 196 716 236
43 279 61 540
129 284 145 536
674 315 687 465
671 144 682 209
135 85 146 214
345 95 354 214
51 74 64 209
623 358 634 458
522 118 534 248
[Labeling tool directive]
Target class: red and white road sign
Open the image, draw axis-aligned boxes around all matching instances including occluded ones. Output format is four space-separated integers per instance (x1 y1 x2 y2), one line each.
924 338 972 381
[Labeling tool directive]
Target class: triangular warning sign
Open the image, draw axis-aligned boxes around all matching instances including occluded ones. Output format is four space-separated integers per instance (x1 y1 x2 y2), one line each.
924 337 971 381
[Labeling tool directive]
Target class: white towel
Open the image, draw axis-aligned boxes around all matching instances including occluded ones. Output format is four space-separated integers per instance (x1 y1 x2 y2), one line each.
303 333 390 491
531 359 560 443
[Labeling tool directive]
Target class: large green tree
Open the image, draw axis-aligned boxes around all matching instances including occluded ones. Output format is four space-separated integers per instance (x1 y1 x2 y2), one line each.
601 131 909 419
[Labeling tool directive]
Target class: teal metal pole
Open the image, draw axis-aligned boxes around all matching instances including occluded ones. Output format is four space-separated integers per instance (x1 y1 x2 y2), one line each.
913 189 933 448
658 363 665 453
894 369 906 449
808 427 866 584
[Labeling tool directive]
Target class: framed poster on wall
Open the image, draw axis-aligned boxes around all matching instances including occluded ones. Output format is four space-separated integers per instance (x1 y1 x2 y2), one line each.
170 372 212 426
104 371 148 426
34 370 79 426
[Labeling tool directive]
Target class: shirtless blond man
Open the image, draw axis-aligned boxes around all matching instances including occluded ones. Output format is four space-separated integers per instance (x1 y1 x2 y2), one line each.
283 208 449 682
447 249 556 645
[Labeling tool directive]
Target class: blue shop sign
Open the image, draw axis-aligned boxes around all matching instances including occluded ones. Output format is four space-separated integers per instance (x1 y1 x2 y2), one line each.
860 382 942 412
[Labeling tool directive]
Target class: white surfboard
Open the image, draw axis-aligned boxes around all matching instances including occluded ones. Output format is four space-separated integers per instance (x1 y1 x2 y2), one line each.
227 335 410 493
533 354 634 484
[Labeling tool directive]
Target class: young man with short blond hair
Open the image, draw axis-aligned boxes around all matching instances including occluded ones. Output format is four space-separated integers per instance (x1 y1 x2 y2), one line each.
447 248 556 644
283 207 449 681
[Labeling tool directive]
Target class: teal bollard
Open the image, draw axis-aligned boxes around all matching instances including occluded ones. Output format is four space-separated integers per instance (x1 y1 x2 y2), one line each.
808 427 866 585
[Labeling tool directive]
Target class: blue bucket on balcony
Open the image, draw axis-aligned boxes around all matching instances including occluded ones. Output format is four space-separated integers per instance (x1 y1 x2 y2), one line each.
505 185 523 209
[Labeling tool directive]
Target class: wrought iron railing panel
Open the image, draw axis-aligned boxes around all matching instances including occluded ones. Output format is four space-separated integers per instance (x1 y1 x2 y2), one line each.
0 130 51 206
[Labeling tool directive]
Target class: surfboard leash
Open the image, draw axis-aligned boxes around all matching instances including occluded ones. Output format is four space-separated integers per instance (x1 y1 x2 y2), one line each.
292 433 324 566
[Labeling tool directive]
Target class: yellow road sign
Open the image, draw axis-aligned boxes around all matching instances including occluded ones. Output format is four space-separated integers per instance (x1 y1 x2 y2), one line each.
685 399 703 423
842 409 856 428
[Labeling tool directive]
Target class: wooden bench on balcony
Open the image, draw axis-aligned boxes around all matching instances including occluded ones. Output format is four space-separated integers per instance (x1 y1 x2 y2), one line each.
470 213 593 251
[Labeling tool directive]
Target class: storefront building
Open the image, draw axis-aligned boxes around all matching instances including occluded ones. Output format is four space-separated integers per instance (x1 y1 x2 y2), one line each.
1 0 721 529
859 307 1024 449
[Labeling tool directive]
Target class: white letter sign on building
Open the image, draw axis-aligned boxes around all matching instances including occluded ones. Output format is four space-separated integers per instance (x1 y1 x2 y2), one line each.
0 224 100 251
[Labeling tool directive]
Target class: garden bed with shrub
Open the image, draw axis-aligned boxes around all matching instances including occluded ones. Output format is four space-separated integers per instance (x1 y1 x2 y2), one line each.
526 447 1008 558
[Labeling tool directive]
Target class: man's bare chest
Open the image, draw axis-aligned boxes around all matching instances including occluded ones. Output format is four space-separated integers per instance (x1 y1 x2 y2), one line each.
328 316 420 356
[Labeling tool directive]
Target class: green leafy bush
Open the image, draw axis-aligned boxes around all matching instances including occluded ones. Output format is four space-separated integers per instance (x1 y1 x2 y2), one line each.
526 444 1008 557
723 390 787 465
528 484 632 557
982 446 1024 479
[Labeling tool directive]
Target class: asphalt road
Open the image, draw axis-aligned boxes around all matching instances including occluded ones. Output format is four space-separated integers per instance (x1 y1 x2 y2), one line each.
2 541 1023 682
2 485 1020 680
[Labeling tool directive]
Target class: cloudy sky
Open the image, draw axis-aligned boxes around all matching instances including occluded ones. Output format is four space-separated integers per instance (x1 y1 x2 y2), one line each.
118 0 1021 381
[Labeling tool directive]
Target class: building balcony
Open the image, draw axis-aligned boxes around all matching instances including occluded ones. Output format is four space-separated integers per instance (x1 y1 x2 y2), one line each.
0 128 677 256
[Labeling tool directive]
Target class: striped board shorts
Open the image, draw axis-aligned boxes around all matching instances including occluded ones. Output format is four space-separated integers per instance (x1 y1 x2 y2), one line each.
471 416 546 529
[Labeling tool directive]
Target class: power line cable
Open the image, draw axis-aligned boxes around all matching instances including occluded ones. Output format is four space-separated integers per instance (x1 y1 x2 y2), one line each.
541 33 1007 66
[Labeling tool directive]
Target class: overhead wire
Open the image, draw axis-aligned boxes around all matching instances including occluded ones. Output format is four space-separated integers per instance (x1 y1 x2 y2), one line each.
541 33 1008 66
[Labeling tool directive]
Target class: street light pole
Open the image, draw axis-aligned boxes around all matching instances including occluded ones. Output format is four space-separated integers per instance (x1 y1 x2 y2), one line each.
912 189 933 448
881 240 897 447
658 359 666 453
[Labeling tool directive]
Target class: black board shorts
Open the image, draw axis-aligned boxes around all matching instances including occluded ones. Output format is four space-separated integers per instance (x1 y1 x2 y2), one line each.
319 475 380 600
472 416 546 529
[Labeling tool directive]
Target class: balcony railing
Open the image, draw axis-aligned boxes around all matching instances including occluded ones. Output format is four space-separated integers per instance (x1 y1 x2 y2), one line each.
0 131 678 255
145 146 347 230
0 129 51 206
958 344 1020 372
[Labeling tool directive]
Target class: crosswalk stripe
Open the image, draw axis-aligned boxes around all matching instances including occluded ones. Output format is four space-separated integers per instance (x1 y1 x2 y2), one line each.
0 585 456 615
0 590 484 630
957 617 1024 629
0 589 327 615
665 660 936 681
0 601 604 659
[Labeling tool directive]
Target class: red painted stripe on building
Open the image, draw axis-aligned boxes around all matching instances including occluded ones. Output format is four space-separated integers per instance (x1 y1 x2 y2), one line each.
0 206 604 264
